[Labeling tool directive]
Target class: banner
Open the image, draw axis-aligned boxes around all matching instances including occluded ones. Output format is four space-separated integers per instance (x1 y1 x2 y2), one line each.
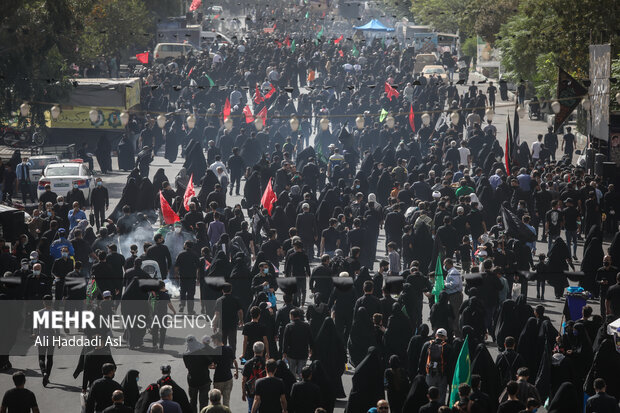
49 107 126 130
554 67 587 132
589 44 611 141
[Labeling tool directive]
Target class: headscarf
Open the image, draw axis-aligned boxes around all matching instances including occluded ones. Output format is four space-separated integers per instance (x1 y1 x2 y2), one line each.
345 347 385 413
134 383 160 413
401 374 429 413
383 303 413 363
348 307 376 367
312 317 347 399
406 324 431 379
547 382 581 413
120 369 140 408
310 360 337 412
471 344 501 404
494 300 519 352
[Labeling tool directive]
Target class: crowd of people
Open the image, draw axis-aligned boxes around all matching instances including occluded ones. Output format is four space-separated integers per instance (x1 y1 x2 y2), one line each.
1 4 620 413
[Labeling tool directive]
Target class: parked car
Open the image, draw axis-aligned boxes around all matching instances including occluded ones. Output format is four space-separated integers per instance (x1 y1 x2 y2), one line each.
153 43 197 62
37 161 94 205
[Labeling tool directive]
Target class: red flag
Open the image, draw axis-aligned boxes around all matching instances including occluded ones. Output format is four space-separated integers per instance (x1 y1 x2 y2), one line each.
284 36 291 47
243 105 254 123
264 84 277 99
334 35 344 44
187 67 194 78
159 191 180 224
213 13 220 19
275 40 282 48
273 23 277 29
257 107 267 126
384 82 400 101
136 52 149 64
254 84 264 104
409 105 415 132
261 178 277 215
189 0 202 11
338 50 344 57
183 174 195 211
223 97 231 121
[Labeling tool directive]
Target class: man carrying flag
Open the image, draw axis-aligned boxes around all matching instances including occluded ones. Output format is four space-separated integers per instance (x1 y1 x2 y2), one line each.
243 106 254 123
254 84 264 104
385 81 400 101
223 97 231 121
183 174 195 211
261 178 277 215
409 104 416 132
431 252 444 302
160 191 180 224
449 335 471 407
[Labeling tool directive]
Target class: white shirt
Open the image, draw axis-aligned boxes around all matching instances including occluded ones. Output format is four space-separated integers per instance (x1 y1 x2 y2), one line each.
458 147 471 166
444 267 463 294
209 161 226 174
532 141 542 158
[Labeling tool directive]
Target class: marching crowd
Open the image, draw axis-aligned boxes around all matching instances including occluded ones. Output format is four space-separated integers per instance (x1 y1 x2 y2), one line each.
2 4 620 413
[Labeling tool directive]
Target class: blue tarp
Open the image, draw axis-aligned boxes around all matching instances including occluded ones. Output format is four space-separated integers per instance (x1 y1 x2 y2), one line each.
353 19 394 32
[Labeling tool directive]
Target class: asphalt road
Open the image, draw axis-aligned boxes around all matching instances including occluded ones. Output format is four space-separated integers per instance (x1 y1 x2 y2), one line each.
0 87 592 413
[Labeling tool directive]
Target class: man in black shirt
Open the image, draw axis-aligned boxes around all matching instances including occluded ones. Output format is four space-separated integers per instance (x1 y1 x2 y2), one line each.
290 367 321 413
146 234 173 280
285 241 312 306
102 390 132 413
295 203 318 260
354 280 382 320
51 246 74 306
274 294 295 356
487 82 497 109
561 126 576 162
241 341 266 411
175 241 200 314
1 372 38 413
242 306 269 360
85 363 123 413
320 218 340 256
545 200 564 251
213 283 243 354
497 381 525 413
563 198 580 260
605 273 620 317
544 126 558 160
585 378 618 413
251 359 287 413
596 256 618 317
282 308 313 379
90 177 109 230
260 229 282 268
227 147 245 196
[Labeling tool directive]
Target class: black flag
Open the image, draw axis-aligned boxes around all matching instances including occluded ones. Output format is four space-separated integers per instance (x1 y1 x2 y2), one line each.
500 205 536 243
554 68 587 132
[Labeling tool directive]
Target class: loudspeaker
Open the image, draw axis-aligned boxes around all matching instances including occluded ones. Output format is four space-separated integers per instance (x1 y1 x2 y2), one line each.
594 153 606 177
603 161 618 183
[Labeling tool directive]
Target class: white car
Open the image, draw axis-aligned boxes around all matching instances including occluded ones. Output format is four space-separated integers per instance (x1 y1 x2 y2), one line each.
28 155 60 183
421 65 449 84
37 161 94 205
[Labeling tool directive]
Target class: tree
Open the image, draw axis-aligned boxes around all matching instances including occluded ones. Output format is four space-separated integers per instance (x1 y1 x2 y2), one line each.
409 0 472 35
78 0 152 63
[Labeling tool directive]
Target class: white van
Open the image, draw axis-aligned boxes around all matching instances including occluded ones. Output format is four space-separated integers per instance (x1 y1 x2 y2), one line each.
153 43 197 62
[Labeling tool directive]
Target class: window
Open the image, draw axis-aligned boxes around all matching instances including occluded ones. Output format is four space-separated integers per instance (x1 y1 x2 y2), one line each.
46 166 79 177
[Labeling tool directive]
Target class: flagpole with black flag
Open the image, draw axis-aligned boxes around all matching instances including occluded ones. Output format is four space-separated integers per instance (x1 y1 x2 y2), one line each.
513 104 520 166
505 114 513 174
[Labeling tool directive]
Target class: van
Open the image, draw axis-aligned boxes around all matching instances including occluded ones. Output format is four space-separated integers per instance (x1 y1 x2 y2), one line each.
153 43 197 62
414 53 437 75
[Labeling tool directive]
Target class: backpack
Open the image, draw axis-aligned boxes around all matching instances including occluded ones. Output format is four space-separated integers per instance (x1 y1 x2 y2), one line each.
426 339 447 376
244 358 266 396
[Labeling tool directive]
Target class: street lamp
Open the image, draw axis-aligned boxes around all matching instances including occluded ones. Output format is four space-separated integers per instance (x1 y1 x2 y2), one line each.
355 116 364 130
485 108 494 122
89 109 99 123
120 111 129 126
517 105 526 119
50 105 61 120
319 117 330 131
20 103 31 117
186 114 196 129
450 112 459 125
386 115 395 129
551 100 561 114
421 113 431 126
254 117 263 131
289 116 299 132
157 114 166 128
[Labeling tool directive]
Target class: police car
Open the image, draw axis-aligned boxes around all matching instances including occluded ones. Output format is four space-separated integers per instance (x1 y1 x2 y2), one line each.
37 160 94 204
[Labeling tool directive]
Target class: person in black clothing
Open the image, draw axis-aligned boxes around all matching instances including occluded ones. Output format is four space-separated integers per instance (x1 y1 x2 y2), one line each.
1 372 39 413
251 262 277 299
146 234 173 280
605 273 620 317
354 280 382 321
329 273 358 344
595 255 618 316
274 294 295 356
585 378 618 413
39 184 57 206
51 246 74 307
469 374 493 413
562 126 576 162
384 203 406 251
320 218 340 256
309 254 333 301
418 386 442 413
285 241 311 306
242 306 270 361
151 281 175 350
495 336 526 389
106 245 125 301
252 359 287 413
213 283 243 354
289 366 321 413
182 335 212 412
295 203 318 260
175 241 200 314
66 185 87 208
282 308 314 379
260 229 283 268
91 178 110 230
497 381 525 413
85 363 123 413
227 147 245 196
102 390 132 413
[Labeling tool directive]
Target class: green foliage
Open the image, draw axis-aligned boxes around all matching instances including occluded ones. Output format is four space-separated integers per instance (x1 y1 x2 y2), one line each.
461 37 477 62
409 0 471 35
78 0 152 63
612 54 620 112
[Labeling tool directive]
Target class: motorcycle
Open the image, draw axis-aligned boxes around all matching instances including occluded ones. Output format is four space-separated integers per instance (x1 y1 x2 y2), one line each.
0 125 46 146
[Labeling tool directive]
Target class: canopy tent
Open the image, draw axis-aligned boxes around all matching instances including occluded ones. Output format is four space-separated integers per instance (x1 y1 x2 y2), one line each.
353 19 394 32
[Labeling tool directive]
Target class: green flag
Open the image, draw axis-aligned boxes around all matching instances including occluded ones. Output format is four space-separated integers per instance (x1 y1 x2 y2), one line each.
449 335 471 406
291 39 296 53
205 73 215 87
381 37 386 49
380 109 388 122
351 43 359 57
316 26 324 39
305 11 309 19
315 139 328 165
431 252 444 300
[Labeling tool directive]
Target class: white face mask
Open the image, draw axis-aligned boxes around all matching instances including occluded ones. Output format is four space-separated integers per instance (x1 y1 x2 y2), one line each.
21 264 28 270
58 202 64 206
175 227 181 234
33 270 41 276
